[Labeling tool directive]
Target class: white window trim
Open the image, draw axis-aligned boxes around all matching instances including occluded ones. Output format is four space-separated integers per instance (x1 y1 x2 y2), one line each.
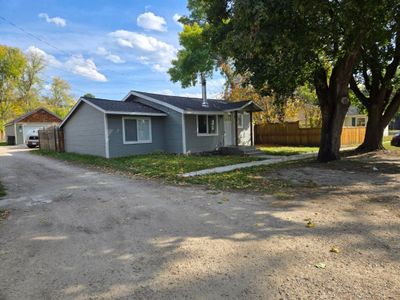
196 115 219 136
122 116 152 144
237 113 244 128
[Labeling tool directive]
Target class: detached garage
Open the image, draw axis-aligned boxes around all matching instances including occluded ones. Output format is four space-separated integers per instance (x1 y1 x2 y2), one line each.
5 108 62 145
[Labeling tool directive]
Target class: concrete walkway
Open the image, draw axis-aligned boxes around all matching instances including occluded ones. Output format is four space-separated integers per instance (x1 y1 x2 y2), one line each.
181 153 317 177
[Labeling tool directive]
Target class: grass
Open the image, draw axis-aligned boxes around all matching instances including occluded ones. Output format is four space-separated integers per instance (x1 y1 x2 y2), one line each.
34 151 262 181
35 149 314 197
0 142 7 146
0 181 6 198
185 159 316 196
257 145 319 156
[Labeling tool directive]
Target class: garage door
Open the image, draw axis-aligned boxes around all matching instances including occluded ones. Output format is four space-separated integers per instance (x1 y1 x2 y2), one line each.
22 125 46 143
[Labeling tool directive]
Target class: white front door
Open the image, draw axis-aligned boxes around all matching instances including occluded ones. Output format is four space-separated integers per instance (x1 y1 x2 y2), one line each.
224 114 233 145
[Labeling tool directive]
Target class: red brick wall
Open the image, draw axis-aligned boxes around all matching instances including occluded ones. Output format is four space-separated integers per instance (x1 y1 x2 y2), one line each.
19 109 62 123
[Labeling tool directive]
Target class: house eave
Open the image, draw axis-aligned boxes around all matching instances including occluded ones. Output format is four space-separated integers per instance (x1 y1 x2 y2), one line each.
124 91 185 114
105 111 167 117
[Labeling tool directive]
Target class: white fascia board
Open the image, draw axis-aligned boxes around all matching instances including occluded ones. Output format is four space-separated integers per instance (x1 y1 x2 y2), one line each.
59 98 84 128
223 101 263 112
181 114 187 154
105 111 167 117
184 111 225 115
60 97 106 127
126 91 185 114
103 113 110 158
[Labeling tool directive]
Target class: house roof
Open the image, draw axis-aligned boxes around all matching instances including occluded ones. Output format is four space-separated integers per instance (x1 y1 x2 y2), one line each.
5 107 62 126
127 91 263 113
347 106 364 116
83 97 166 115
60 97 167 128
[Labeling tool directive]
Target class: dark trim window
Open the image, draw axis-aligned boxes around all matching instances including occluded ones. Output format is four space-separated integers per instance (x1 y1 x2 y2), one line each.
122 117 152 144
197 115 218 136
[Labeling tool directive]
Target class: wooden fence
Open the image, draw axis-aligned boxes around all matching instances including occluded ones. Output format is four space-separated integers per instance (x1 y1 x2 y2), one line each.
38 126 64 152
255 122 366 146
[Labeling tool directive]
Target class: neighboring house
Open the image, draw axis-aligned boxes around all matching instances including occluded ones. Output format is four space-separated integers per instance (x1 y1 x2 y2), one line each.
344 106 389 136
60 90 262 158
5 108 62 145
390 116 400 130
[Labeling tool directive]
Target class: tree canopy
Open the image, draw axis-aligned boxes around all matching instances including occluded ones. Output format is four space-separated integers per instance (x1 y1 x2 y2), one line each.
168 22 215 88
185 0 399 161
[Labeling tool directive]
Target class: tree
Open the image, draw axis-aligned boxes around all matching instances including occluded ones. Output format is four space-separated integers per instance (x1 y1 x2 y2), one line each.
83 93 95 98
350 21 400 151
0 45 26 137
44 77 75 118
187 0 397 161
168 22 216 105
16 50 45 114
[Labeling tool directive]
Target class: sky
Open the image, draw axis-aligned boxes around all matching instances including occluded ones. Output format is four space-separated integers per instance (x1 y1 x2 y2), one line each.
0 0 225 100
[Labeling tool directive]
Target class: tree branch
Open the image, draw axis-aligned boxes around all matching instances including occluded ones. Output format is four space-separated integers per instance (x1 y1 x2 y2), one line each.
382 91 400 125
350 75 369 107
384 28 400 84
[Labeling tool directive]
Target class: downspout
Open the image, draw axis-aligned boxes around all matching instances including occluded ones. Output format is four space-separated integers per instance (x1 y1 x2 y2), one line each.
201 73 208 108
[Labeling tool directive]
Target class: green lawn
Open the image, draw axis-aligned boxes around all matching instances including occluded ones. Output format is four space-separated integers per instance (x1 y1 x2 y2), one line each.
34 151 261 181
257 145 319 156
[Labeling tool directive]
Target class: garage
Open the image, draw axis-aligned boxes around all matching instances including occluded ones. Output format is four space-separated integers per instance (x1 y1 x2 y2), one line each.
4 108 62 145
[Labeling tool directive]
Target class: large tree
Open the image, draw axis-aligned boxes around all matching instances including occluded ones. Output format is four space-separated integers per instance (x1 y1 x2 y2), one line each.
168 22 216 103
16 50 45 114
0 45 26 137
350 19 400 151
43 77 75 118
187 0 397 161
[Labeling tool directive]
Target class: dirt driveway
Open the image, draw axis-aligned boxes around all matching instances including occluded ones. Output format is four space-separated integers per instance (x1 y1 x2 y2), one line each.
0 146 399 299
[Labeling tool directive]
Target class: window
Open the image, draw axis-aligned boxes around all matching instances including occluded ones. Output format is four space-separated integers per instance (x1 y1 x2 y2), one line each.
351 117 356 127
197 115 219 136
122 117 152 144
357 117 366 127
237 113 243 128
208 115 217 134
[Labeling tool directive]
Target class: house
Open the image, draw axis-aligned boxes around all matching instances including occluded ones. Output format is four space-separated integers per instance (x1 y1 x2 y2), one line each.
5 108 62 145
60 91 262 158
344 106 389 136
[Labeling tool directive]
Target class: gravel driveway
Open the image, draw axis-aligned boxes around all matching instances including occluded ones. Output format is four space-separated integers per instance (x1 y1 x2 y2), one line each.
0 146 399 299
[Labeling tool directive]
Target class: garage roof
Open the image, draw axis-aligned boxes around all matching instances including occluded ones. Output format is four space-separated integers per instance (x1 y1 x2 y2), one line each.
5 107 62 126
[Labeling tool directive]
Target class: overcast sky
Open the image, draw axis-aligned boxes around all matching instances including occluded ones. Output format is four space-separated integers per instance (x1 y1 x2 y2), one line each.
0 0 225 100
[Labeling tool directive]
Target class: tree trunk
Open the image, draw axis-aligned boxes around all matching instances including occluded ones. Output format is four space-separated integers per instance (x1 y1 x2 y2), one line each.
357 93 400 151
357 104 385 151
318 98 349 162
314 47 362 162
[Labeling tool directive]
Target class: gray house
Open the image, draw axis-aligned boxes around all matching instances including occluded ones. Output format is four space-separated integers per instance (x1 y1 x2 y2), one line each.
60 91 262 158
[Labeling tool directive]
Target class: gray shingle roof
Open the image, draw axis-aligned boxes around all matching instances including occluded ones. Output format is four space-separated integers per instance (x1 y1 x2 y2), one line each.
346 106 363 116
129 91 262 112
83 97 166 115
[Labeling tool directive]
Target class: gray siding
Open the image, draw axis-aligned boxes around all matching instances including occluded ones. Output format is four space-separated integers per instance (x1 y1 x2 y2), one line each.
132 96 184 153
64 102 106 157
107 115 166 157
16 125 23 145
5 124 14 137
185 115 224 153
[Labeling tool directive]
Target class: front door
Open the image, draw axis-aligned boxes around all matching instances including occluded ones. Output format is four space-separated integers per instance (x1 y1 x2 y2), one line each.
224 114 233 145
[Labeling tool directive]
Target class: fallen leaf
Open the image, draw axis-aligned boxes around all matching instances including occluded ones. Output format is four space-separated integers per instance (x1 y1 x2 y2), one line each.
255 223 264 228
315 262 326 269
330 247 340 253
306 221 315 228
